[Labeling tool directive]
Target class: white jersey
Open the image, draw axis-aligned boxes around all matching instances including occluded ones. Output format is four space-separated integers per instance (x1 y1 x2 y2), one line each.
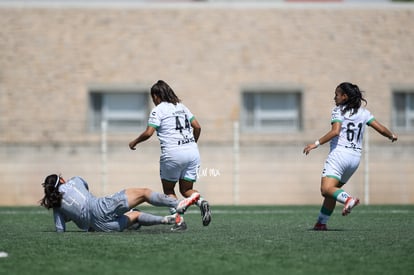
329 106 375 155
148 102 197 151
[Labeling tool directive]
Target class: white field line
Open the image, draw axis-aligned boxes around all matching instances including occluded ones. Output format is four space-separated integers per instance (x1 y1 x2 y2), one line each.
0 209 411 215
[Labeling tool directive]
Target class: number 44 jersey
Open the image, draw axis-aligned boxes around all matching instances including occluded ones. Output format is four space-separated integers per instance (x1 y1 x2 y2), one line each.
330 106 375 155
148 102 197 151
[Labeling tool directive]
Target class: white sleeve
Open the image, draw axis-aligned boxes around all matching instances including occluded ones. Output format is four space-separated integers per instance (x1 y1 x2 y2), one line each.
148 106 161 128
365 109 375 125
331 106 343 123
183 104 194 121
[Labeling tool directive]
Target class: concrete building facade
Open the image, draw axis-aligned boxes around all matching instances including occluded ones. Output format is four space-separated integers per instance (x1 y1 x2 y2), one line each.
1 1 413 205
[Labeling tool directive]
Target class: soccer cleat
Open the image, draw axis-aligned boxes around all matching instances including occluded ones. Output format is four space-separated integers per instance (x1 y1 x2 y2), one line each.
162 214 179 225
171 214 187 232
342 197 360 216
128 222 142 230
313 222 328 231
200 200 212 226
176 192 200 214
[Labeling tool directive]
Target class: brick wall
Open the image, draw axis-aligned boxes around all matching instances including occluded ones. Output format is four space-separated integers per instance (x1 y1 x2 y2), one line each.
0 3 413 205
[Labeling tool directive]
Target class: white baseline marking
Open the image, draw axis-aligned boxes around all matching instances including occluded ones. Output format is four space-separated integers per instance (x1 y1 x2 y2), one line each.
0 209 411 215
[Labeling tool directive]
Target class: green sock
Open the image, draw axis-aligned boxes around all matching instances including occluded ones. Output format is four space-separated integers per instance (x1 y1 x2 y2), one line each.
317 206 333 224
333 189 350 204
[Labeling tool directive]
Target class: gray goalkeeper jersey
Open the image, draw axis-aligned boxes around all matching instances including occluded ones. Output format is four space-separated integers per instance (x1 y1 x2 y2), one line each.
53 176 93 232
53 176 130 232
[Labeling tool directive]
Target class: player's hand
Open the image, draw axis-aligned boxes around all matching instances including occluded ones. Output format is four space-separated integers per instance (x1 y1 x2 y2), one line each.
390 133 398 142
129 141 137 150
303 143 317 155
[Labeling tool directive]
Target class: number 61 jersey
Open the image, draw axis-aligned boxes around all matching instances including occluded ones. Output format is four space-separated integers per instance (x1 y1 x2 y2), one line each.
330 106 375 155
148 102 197 151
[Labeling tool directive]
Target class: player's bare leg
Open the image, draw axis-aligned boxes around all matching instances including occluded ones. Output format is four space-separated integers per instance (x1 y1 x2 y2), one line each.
315 177 341 230
162 179 188 231
125 188 151 207
321 177 359 209
314 196 336 231
179 179 211 226
314 177 359 230
124 187 197 230
162 179 180 215
162 179 178 199
125 187 192 211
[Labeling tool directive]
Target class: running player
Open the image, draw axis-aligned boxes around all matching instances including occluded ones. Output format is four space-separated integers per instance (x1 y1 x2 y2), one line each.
303 82 397 231
40 174 199 232
129 80 211 231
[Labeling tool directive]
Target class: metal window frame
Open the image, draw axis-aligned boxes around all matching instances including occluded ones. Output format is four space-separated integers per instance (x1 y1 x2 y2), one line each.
392 86 414 132
241 84 303 133
88 84 150 132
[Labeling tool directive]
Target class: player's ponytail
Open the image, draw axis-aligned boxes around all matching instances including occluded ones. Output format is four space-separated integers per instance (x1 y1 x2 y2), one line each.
40 174 63 209
151 80 181 105
338 82 367 115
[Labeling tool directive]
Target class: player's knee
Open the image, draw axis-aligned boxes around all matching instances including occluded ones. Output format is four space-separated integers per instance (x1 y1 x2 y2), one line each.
320 186 329 197
142 187 152 195
179 188 192 198
163 186 176 196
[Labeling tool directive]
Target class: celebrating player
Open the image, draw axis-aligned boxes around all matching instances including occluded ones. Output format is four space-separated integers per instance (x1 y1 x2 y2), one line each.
40 174 200 232
129 80 211 231
303 82 397 231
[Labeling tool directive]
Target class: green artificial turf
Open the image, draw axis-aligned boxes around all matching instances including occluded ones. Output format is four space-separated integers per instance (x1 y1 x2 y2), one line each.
0 205 413 275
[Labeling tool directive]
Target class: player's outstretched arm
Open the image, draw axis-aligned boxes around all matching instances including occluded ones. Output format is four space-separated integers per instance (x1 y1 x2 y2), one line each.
53 209 66 233
129 126 156 150
369 120 398 142
303 122 341 155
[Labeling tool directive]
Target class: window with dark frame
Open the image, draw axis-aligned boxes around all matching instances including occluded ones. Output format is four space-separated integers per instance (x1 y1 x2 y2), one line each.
393 89 414 131
241 86 302 132
89 87 149 132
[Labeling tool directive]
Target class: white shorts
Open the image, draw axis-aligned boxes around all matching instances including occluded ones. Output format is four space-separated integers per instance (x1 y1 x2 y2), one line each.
159 146 200 182
322 149 361 184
